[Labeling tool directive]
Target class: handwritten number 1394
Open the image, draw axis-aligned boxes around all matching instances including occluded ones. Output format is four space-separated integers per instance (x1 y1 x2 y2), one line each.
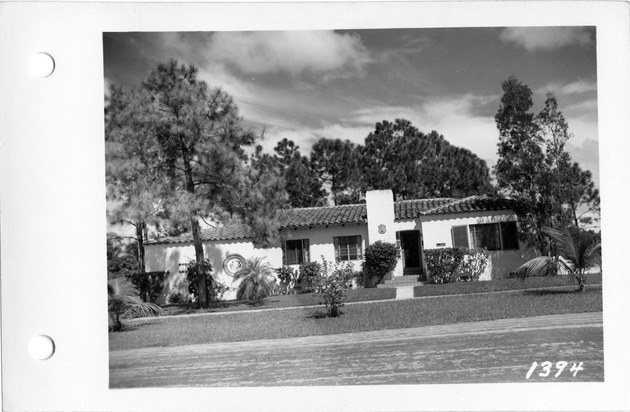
526 361 583 379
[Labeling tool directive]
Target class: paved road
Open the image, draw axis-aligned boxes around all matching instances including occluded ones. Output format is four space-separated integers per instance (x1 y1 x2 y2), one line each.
110 312 603 387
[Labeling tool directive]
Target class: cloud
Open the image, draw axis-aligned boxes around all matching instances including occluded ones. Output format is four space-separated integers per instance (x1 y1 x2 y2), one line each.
256 95 502 168
347 95 500 163
256 123 374 157
104 77 112 97
537 80 597 96
206 31 372 77
500 27 594 52
563 98 598 114
565 138 600 187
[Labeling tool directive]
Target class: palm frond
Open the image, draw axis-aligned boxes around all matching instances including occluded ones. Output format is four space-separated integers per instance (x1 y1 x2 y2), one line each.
542 225 601 276
120 295 164 318
233 257 278 300
514 256 558 279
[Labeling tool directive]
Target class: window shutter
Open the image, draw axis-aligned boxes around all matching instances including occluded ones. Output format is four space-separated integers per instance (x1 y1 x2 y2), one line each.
303 239 310 262
333 237 340 261
282 241 287 266
501 221 519 250
485 224 501 251
452 226 469 248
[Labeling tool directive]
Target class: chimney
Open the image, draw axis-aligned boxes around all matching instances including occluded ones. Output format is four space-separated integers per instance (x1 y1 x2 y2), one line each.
365 190 396 246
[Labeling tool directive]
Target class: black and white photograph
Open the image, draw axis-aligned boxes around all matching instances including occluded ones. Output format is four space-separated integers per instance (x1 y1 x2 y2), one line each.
104 27 603 388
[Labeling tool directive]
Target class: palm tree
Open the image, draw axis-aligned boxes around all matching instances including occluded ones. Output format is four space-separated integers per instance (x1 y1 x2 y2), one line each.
515 226 601 292
233 257 278 301
108 284 163 331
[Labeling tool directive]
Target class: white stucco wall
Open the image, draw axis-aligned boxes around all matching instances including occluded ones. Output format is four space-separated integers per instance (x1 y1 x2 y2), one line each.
282 223 369 272
145 240 282 303
145 209 538 302
421 211 538 280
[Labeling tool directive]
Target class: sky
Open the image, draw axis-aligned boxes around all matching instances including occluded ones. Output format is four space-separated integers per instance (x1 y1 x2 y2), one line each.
103 27 599 188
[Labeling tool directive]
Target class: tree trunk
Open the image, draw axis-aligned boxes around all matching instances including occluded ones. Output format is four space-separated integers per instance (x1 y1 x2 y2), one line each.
135 221 149 302
135 222 145 274
577 276 586 292
180 136 208 308
191 216 208 307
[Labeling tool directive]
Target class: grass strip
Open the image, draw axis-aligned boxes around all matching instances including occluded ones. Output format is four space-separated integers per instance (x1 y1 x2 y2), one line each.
414 273 602 298
161 287 396 316
110 288 602 351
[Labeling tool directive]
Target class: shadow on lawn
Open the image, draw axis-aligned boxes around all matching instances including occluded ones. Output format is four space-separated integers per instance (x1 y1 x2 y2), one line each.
304 310 343 319
522 288 580 296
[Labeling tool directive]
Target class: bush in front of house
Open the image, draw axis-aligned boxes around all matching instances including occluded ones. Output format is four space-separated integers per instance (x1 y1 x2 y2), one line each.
125 271 168 303
425 248 466 284
276 266 299 295
234 257 278 300
425 248 490 283
186 259 229 303
459 249 490 281
298 261 322 293
165 279 190 304
108 284 163 332
314 257 355 317
362 241 399 287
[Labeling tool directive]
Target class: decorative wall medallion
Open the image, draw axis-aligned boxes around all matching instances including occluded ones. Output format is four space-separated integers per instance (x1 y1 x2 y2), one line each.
223 254 245 276
378 224 386 234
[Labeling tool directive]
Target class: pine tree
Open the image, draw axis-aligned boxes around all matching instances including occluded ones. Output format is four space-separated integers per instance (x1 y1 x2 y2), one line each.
494 77 600 254
361 119 493 200
310 138 363 205
105 85 166 274
140 60 261 307
273 138 326 207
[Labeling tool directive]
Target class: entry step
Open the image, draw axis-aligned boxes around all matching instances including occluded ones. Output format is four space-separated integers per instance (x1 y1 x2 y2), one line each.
377 275 425 288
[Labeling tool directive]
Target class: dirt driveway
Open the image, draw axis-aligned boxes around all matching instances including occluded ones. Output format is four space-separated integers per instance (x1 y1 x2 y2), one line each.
110 312 603 387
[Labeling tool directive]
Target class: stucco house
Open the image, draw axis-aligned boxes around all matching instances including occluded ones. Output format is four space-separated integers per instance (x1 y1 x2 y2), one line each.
145 190 538 302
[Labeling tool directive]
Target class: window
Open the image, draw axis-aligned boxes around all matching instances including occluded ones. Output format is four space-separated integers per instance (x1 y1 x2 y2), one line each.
470 223 502 250
283 239 310 265
334 235 362 261
452 226 469 249
451 222 519 251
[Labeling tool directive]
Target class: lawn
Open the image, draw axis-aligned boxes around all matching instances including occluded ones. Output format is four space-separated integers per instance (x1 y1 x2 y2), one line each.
109 287 602 351
414 273 602 298
161 286 396 316
158 273 602 316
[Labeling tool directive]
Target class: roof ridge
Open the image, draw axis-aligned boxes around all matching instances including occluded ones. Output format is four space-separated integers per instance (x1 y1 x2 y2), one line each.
284 203 366 212
394 197 454 203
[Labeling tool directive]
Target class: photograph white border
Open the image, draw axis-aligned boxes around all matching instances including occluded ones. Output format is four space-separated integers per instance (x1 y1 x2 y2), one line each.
1 1 629 411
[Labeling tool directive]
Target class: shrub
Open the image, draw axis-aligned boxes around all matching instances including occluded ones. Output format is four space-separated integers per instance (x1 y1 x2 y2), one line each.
125 271 168 303
425 248 490 283
515 226 601 292
459 249 490 282
234 257 278 301
186 259 228 304
108 284 163 332
298 261 322 293
362 241 399 287
425 248 466 284
276 266 299 295
314 257 354 317
165 279 190 304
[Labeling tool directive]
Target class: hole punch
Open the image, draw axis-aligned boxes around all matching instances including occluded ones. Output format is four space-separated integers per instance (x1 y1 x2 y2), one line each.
28 52 55 78
28 335 55 360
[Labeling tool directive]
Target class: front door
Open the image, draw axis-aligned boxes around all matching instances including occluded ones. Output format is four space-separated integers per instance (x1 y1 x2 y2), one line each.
399 230 424 278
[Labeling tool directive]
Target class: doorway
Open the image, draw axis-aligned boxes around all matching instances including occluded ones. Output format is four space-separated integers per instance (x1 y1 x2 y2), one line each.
398 230 425 278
